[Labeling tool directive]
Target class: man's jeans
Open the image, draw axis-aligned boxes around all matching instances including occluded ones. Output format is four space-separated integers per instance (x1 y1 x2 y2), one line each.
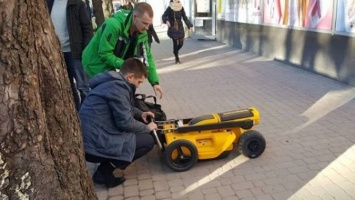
63 52 90 111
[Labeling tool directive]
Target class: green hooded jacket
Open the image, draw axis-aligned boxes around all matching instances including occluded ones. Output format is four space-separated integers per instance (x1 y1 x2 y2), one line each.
82 10 159 85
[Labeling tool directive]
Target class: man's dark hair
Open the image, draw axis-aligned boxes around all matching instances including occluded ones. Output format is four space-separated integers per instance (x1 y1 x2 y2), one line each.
120 58 148 78
134 2 153 18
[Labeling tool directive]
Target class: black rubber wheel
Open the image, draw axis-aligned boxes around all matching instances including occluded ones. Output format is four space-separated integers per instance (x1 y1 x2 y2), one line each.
164 140 198 172
241 120 254 130
238 130 266 158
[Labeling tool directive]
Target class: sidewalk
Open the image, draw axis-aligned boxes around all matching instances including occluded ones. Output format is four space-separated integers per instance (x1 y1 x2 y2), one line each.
91 32 355 200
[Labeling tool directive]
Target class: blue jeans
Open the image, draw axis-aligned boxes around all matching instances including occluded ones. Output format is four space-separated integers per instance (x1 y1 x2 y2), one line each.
64 52 90 111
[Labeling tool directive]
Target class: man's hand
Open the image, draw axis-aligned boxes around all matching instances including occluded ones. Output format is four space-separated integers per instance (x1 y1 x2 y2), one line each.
153 85 163 99
142 111 157 131
142 111 155 123
166 21 171 28
147 122 157 131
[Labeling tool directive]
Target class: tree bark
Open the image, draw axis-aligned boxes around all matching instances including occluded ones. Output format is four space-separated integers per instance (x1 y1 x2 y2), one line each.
92 0 105 28
0 1 97 199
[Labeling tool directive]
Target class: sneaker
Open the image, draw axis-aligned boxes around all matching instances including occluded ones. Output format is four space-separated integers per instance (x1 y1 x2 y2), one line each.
93 170 125 188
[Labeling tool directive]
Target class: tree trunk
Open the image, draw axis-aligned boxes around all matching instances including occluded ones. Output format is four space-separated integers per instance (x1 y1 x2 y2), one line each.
92 0 105 28
0 1 97 199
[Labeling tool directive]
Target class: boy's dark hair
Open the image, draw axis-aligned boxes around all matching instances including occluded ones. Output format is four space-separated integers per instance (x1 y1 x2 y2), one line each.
120 58 147 78
134 2 153 18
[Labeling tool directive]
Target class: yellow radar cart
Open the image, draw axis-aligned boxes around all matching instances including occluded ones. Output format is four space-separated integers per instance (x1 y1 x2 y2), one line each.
152 107 266 172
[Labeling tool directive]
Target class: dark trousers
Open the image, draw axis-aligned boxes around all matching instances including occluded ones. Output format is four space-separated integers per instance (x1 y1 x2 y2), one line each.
86 133 155 176
63 52 90 111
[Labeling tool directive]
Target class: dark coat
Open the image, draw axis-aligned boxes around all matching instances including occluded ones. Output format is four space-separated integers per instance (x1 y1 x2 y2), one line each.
162 7 193 39
47 0 93 59
147 24 160 44
79 71 151 162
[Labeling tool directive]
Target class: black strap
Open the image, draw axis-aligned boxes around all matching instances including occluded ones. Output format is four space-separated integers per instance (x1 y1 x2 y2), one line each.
135 93 146 101
145 95 157 104
135 94 157 104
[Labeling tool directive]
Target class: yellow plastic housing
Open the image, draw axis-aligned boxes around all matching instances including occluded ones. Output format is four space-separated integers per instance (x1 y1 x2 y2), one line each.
160 107 260 160
165 130 236 159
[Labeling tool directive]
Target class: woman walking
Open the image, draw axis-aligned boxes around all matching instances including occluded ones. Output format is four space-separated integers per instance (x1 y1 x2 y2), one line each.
162 0 193 64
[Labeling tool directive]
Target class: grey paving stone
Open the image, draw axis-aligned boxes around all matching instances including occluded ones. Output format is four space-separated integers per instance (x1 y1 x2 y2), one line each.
155 190 171 199
153 180 169 192
204 192 222 200
108 185 123 196
124 185 139 198
140 195 156 200
108 195 124 200
138 179 153 191
217 186 235 198
139 188 154 196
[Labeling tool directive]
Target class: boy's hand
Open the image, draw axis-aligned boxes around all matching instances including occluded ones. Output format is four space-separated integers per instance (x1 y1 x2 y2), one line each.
147 122 157 131
142 111 155 123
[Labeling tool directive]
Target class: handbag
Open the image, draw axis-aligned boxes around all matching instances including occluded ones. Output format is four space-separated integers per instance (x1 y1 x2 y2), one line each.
134 94 167 121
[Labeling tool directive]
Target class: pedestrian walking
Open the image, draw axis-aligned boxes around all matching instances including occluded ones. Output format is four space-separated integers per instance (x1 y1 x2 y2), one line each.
162 0 193 64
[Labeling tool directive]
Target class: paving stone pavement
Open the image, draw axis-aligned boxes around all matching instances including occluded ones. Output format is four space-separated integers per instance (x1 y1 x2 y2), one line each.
88 26 355 200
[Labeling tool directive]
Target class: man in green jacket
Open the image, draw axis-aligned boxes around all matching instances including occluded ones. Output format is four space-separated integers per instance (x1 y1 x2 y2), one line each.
82 2 163 98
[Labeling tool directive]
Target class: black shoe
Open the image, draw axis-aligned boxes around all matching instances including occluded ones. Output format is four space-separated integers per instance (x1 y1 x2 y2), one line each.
93 170 125 188
175 57 181 64
174 51 181 64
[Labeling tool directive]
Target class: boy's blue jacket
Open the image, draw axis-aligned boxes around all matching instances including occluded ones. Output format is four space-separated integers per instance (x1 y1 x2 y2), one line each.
79 71 150 162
